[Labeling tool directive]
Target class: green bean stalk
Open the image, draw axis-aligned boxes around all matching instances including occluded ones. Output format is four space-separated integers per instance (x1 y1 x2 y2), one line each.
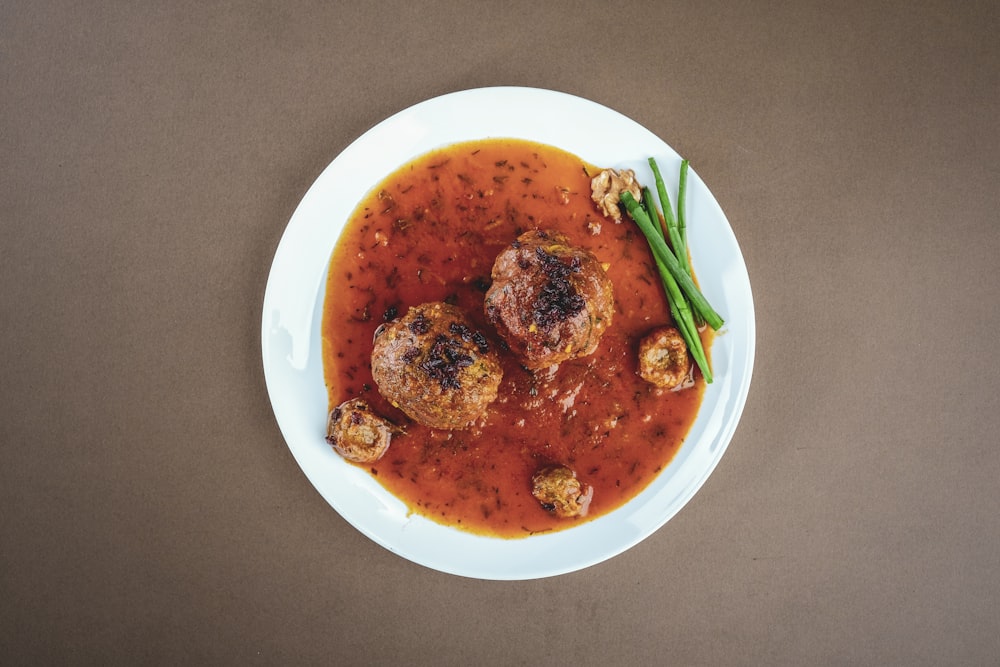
670 159 703 327
677 159 690 269
648 158 689 275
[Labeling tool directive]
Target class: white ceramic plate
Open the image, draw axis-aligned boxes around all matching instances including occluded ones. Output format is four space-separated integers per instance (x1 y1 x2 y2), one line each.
262 87 755 580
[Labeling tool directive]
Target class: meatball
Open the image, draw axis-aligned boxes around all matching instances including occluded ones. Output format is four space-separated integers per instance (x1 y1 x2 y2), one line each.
371 301 502 430
484 230 614 370
637 326 692 390
326 398 396 464
531 464 594 518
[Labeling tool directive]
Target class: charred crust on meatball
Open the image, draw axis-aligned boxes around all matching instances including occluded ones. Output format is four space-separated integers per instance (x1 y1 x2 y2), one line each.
418 334 475 390
408 311 432 335
532 247 586 330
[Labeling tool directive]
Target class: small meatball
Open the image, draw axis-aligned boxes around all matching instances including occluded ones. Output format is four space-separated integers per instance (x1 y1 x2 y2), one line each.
638 326 692 390
531 465 594 518
326 398 395 464
591 168 642 221
484 230 614 370
371 302 502 430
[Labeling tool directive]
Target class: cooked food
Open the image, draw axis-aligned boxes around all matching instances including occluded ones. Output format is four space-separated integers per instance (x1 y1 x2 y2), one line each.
612 157 723 383
590 167 641 221
484 229 614 370
322 138 712 537
326 398 396 464
637 326 692 390
371 301 502 430
531 464 594 518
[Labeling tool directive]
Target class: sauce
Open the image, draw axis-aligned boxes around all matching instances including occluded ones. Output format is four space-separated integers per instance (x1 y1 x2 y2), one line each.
321 138 709 538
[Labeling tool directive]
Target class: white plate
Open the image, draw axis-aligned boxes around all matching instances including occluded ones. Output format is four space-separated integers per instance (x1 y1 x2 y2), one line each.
262 87 755 580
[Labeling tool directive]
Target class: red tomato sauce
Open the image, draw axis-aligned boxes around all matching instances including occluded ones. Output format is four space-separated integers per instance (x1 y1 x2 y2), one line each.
321 138 709 537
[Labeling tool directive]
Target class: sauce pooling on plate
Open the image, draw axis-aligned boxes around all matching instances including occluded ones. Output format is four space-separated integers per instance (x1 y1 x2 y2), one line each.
322 138 710 538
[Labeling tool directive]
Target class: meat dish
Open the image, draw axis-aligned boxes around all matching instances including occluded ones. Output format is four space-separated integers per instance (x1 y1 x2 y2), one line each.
321 138 711 537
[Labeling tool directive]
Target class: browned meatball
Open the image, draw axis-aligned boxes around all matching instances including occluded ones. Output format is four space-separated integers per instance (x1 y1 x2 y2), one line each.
326 398 396 464
484 229 614 370
531 464 594 518
371 301 502 430
637 326 692 389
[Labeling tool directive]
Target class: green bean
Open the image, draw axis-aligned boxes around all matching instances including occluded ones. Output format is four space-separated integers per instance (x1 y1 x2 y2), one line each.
677 159 690 270
620 191 724 331
674 160 703 327
648 157 688 274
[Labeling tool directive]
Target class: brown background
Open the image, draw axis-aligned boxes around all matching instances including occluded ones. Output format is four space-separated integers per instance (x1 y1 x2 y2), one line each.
3 1 999 664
